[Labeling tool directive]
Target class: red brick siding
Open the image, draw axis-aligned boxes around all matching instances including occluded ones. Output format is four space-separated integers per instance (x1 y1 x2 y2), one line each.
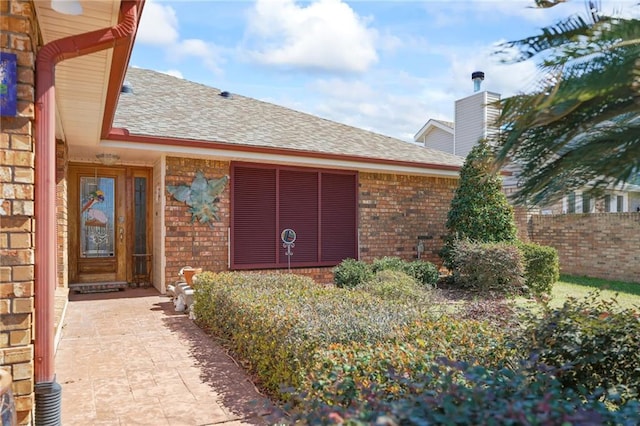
0 0 39 423
164 159 457 284
358 173 457 266
164 158 231 284
56 139 68 288
529 213 640 283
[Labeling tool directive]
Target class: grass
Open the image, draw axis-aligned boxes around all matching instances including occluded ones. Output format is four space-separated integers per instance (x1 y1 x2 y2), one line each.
546 274 640 309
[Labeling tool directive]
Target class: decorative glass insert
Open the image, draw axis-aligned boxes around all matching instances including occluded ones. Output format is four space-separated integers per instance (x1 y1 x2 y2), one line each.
80 176 115 258
133 177 148 277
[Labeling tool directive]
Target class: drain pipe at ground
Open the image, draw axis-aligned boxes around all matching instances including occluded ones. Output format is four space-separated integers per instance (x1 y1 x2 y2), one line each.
34 1 141 423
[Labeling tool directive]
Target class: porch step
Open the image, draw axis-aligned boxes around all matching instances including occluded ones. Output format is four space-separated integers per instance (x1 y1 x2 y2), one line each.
69 281 128 294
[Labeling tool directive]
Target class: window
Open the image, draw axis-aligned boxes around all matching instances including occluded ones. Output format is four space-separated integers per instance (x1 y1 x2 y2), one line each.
231 163 357 269
604 195 611 212
617 195 624 212
567 192 576 213
582 193 591 213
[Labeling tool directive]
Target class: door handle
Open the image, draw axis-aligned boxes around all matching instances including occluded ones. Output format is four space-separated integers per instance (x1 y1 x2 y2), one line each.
119 227 124 241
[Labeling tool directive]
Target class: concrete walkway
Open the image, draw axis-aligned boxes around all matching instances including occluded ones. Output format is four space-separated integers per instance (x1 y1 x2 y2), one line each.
55 288 277 425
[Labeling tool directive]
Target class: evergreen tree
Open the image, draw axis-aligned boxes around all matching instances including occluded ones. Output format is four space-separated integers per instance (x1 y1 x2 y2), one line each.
441 139 517 266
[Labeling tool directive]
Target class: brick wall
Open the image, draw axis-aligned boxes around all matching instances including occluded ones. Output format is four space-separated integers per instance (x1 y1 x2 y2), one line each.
56 139 68 288
164 158 457 285
0 0 39 423
359 173 457 266
164 158 231 284
527 213 640 283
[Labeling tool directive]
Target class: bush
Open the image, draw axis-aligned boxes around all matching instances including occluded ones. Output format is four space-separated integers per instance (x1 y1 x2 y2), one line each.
287 359 640 425
299 315 513 407
441 140 518 267
333 258 372 288
517 292 640 403
194 271 430 396
518 242 559 297
451 240 525 295
404 259 439 288
356 270 425 303
371 256 406 273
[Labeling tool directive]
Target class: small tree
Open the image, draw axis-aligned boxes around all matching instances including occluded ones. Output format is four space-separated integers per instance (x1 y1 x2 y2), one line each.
441 139 517 266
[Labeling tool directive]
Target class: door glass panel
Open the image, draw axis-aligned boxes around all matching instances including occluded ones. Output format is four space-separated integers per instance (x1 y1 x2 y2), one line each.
133 177 149 277
80 176 115 258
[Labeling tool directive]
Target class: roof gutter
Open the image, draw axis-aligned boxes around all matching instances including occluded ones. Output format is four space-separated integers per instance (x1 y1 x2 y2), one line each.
34 0 140 388
106 128 463 173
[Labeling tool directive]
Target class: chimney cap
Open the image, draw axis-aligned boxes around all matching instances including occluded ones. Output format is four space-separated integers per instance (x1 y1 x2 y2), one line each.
471 71 485 81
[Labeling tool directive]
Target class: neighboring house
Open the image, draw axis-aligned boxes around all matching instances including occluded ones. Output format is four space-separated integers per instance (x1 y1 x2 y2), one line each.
0 1 464 422
415 73 640 213
414 72 501 159
542 183 640 214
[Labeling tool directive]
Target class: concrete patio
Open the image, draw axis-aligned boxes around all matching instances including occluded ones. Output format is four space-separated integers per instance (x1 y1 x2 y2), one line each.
55 288 277 425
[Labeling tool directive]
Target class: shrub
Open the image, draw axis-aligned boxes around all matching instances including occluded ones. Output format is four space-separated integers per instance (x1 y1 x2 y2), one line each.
299 315 513 407
287 359 640 425
441 140 518 267
333 258 372 288
371 256 406 273
404 259 439 288
194 271 429 397
356 270 425 303
451 240 525 295
517 241 559 297
517 292 640 403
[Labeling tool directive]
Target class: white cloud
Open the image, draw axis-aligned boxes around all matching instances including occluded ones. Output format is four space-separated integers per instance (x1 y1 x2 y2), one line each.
136 0 179 45
245 0 379 73
161 69 183 79
136 1 224 75
169 39 224 75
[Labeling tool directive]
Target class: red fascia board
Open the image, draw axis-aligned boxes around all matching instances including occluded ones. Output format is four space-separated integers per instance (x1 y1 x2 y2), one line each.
101 0 147 138
107 128 463 173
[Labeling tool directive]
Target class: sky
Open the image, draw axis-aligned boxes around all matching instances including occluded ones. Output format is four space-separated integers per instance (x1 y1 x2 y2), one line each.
129 0 640 142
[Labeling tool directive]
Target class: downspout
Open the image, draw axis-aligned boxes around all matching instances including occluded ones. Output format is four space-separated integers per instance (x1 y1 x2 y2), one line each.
34 0 139 421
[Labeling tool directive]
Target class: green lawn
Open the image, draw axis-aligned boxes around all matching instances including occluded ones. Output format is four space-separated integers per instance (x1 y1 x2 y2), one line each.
541 274 640 309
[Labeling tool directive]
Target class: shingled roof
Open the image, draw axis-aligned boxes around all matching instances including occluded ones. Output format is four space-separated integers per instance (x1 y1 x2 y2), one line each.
113 68 464 169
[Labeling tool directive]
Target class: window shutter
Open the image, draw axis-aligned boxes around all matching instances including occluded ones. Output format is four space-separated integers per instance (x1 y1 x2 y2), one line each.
279 170 319 264
321 173 357 262
232 166 277 265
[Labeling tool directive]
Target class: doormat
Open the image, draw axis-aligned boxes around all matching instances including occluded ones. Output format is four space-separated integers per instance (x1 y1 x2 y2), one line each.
69 281 128 294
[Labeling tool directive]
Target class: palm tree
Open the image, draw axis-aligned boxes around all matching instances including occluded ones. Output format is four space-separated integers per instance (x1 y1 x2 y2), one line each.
493 0 640 205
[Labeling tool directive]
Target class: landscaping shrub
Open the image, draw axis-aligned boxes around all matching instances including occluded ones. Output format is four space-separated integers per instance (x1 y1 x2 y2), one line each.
404 259 439 288
451 240 525 294
441 139 518 267
518 241 560 297
287 359 640 425
371 256 406 273
194 271 431 396
299 314 513 407
333 258 372 288
356 270 428 304
517 292 640 403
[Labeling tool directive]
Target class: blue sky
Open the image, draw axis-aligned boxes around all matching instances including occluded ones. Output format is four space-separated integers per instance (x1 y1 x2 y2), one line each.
130 0 639 141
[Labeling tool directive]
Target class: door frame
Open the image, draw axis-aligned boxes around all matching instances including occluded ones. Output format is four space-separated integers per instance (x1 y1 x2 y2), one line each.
68 163 153 284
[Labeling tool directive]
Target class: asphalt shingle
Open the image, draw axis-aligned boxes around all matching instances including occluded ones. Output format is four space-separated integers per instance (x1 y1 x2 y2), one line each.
114 68 464 169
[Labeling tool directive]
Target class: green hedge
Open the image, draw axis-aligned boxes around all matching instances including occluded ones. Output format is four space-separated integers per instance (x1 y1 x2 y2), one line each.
517 293 640 403
518 241 559 297
333 257 439 288
288 360 640 425
194 271 509 400
451 240 525 294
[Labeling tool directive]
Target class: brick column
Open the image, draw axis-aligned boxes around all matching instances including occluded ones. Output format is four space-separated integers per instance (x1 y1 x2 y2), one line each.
56 139 68 289
1 0 39 424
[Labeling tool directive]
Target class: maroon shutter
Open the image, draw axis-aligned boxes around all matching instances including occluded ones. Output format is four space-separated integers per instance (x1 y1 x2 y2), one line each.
321 173 357 262
232 166 277 266
279 170 318 264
